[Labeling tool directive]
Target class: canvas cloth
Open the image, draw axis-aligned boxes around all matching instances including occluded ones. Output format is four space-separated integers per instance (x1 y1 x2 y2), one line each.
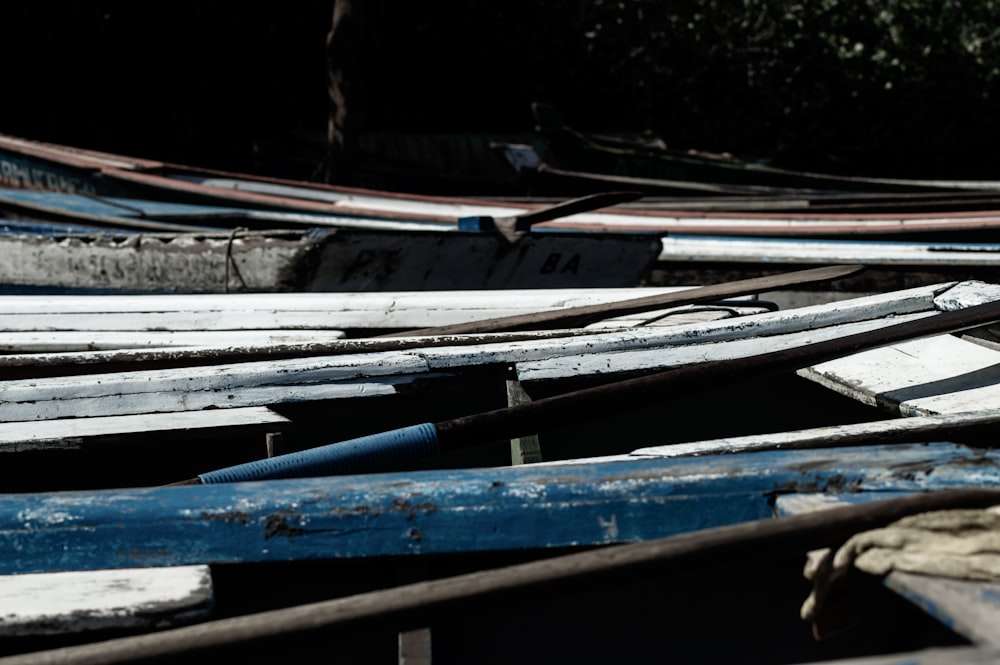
801 505 1000 639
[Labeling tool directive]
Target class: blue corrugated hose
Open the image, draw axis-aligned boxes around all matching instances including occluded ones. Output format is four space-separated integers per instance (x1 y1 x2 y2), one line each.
198 423 440 483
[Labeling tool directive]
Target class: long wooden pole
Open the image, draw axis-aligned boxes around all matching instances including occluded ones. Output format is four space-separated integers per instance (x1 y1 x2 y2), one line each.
457 190 644 241
6 488 1000 665
187 294 1000 485
382 263 865 336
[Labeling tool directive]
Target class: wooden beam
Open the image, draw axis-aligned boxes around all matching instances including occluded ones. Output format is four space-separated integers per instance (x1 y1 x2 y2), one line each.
0 566 212 636
382 264 866 335
2 442 999 575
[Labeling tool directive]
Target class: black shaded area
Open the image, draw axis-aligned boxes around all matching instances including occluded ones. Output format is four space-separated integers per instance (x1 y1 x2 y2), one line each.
4 2 999 185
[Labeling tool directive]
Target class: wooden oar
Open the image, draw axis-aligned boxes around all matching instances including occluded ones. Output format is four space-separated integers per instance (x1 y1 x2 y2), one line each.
8 488 1000 665
381 263 865 337
183 294 1000 485
457 190 643 241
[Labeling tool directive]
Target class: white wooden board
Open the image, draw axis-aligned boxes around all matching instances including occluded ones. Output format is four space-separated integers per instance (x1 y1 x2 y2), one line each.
0 565 212 635
800 280 1000 415
800 334 1000 415
659 235 1000 266
516 311 934 383
0 330 347 353
0 287 693 331
0 406 289 452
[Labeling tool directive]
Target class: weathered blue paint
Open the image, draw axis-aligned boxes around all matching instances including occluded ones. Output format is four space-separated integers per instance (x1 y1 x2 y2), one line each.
0 442 997 575
0 189 224 230
199 423 441 483
0 153 101 195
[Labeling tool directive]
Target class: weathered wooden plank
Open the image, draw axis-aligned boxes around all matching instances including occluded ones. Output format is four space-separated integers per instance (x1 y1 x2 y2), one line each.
0 287 692 331
0 330 605 377
0 303 770 355
0 442 995 575
506 281 949 370
506 379 541 465
516 311 935 383
798 281 1000 414
383 264 865 335
932 280 1000 310
0 372 414 422
0 565 212 636
800 334 1000 415
0 407 289 452
0 330 348 353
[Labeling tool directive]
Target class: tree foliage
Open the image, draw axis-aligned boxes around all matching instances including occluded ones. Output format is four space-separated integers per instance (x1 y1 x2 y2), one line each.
550 0 1000 176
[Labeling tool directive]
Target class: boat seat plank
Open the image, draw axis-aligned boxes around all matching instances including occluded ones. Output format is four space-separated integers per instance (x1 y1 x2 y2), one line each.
799 334 1000 415
0 407 290 452
0 565 212 636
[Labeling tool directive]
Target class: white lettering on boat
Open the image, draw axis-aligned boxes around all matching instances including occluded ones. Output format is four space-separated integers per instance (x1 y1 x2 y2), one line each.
0 158 96 194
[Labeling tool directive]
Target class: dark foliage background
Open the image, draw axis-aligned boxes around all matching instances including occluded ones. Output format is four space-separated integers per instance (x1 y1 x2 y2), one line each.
2 1 999 180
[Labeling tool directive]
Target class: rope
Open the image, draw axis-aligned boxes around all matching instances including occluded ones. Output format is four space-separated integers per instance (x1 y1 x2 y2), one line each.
224 227 249 293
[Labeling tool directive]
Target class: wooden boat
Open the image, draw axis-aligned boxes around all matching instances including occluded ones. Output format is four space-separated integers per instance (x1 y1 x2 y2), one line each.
13 131 1000 242
0 273 990 489
12 186 1000 299
0 190 666 293
509 103 1000 199
1 282 1000 661
0 444 996 662
11 190 1000 301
